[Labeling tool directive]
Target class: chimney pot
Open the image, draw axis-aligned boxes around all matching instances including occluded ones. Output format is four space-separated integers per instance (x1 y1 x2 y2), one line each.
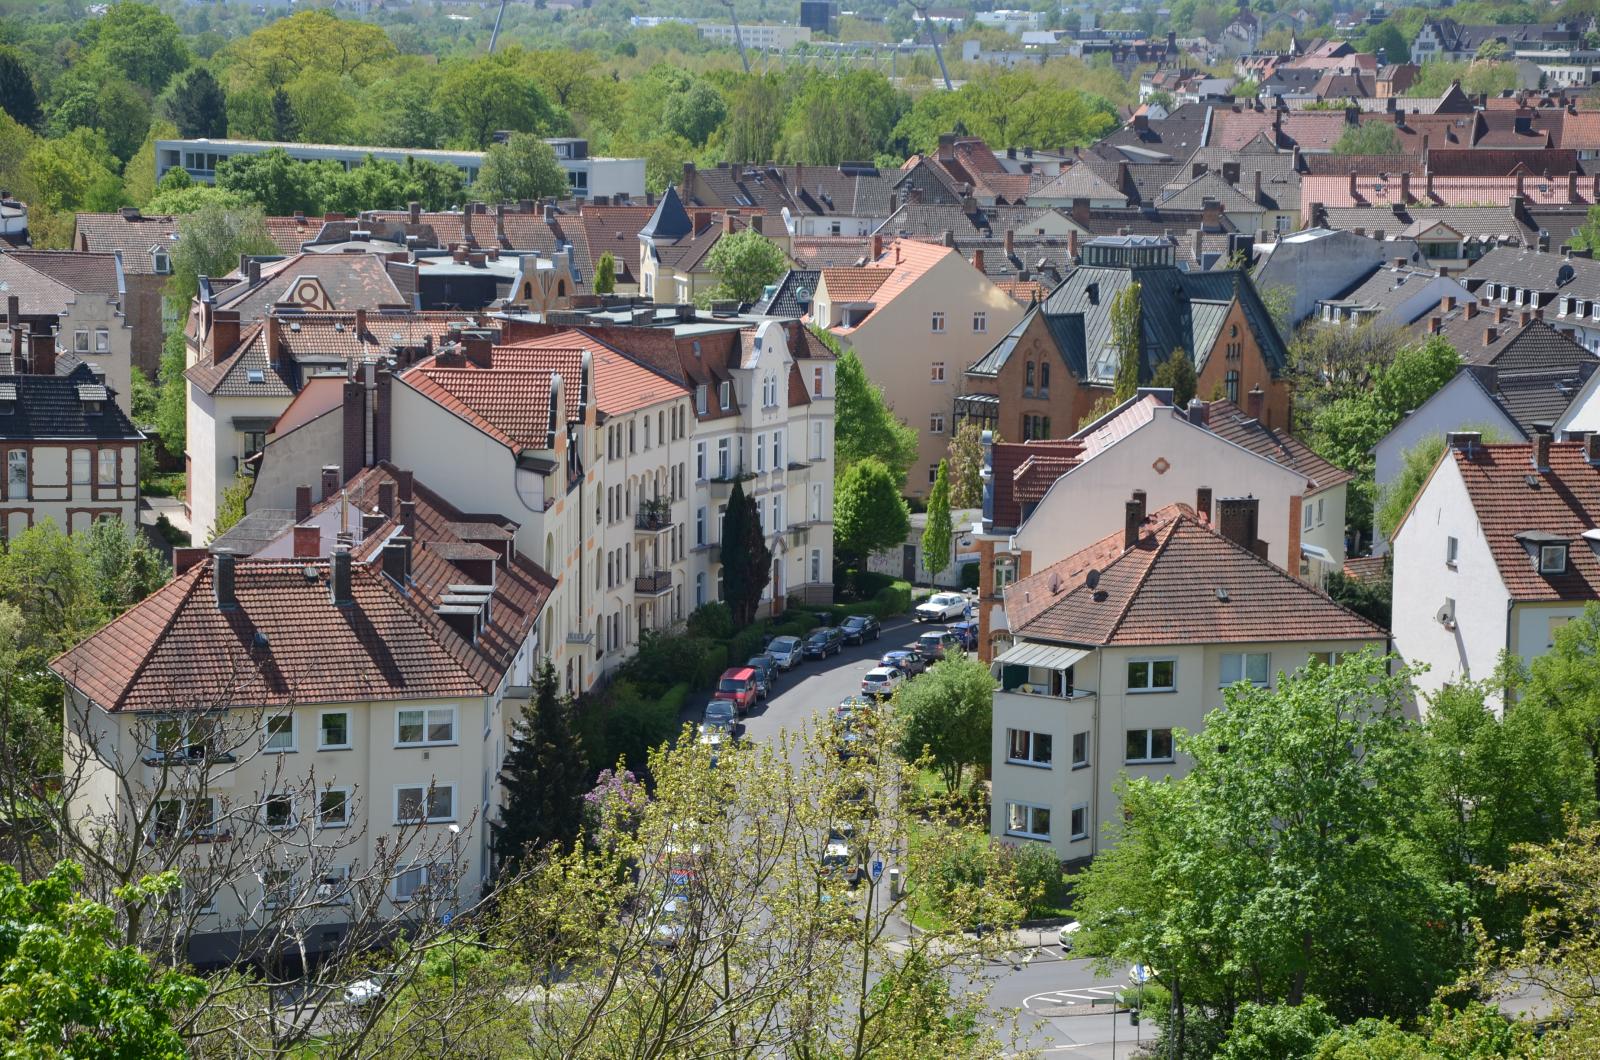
1246 386 1265 422
293 524 320 559
1217 496 1261 553
1124 491 1147 549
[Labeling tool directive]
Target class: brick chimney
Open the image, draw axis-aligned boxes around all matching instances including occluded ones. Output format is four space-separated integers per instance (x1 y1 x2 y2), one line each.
871 233 883 260
462 203 475 244
1400 171 1412 202
1188 398 1209 426
1195 486 1212 523
972 248 985 273
1496 305 1508 324
293 524 320 559
1246 385 1265 422
400 499 416 536
330 547 353 607
210 310 240 366
294 484 312 523
1004 228 1016 259
1533 430 1552 472
213 550 237 610
1465 300 1479 319
173 547 207 576
378 481 396 518
462 331 493 369
321 465 340 501
1217 496 1260 553
396 468 414 502
1124 490 1148 549
408 200 421 224
1068 229 1079 261
1348 169 1358 199
1071 198 1090 225
1441 295 1455 314
1447 431 1481 455
1428 316 1441 334
1201 197 1222 231
1586 432 1600 467
1485 325 1498 345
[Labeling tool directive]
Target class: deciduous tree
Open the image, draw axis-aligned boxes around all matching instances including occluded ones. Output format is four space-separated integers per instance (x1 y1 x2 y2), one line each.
1111 281 1142 401
90 1 191 94
702 227 788 306
1151 345 1197 407
922 460 953 581
834 458 910 573
895 652 993 793
474 133 568 204
823 335 919 482
0 48 41 130
945 420 994 511
594 251 617 294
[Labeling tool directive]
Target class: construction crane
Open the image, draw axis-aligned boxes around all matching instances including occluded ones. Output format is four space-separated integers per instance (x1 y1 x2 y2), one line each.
488 0 508 53
909 3 953 90
722 0 751 74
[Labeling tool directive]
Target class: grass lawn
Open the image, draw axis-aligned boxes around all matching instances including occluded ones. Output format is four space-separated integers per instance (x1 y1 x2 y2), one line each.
142 471 186 498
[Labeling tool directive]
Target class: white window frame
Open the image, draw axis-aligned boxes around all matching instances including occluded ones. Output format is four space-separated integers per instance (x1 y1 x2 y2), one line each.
719 380 732 410
1540 544 1568 574
152 250 171 275
7 450 25 491
94 328 109 353
1445 536 1459 567
151 796 220 842
395 706 457 748
260 868 296 910
930 412 946 434
314 865 353 905
1125 727 1175 764
71 449 90 486
931 311 946 333
393 863 444 902
97 448 116 485
930 361 946 383
394 783 457 825
1004 801 1051 840
696 385 707 415
1005 727 1053 768
1219 651 1271 688
1071 730 1090 769
695 441 706 480
1070 803 1089 842
317 787 351 829
318 709 351 751
263 714 296 754
1126 658 1176 693
262 793 296 831
74 330 89 353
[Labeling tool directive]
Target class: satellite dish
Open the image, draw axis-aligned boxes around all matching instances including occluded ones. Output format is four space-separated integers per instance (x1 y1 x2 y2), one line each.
1085 568 1101 589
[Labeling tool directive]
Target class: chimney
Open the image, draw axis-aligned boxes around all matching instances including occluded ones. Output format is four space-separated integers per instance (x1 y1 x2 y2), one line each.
1068 229 1079 261
1520 309 1532 327
1071 198 1090 225
1246 385 1264 422
210 310 240 366
293 524 320 559
213 551 237 610
1217 496 1260 552
378 481 396 518
1400 171 1412 203
693 209 711 235
1485 325 1498 345
382 535 412 583
722 211 737 236
463 203 475 244
1253 169 1262 204
1349 169 1358 199
27 333 53 377
462 331 493 369
1496 305 1508 324
1188 398 1209 427
1586 432 1600 467
1571 171 1580 203
871 233 883 260
396 468 414 502
1124 490 1148 549
1464 300 1479 319
1201 197 1222 231
330 547 353 607
173 547 207 577
1447 431 1481 455
245 259 260 286
3 295 16 324
294 484 312 523
1441 295 1456 314
1195 486 1212 523
1133 110 1149 131
972 248 985 273
361 511 384 539
1533 431 1552 472
408 200 421 224
1517 173 1526 198
1428 316 1441 335
1004 228 1016 259
942 229 955 248
400 499 417 536
321 465 340 501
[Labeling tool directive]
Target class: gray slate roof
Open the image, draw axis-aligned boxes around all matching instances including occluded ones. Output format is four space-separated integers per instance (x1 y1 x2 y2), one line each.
756 269 820 317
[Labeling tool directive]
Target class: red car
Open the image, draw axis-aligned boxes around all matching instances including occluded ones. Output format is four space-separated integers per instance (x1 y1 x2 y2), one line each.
714 667 760 716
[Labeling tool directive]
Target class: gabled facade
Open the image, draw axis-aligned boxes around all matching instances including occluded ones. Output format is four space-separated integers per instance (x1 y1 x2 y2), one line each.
73 208 178 375
637 187 794 306
989 499 1385 862
0 251 134 416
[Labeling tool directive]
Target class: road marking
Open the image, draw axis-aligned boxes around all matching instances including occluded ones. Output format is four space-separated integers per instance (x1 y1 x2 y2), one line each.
1023 986 1119 1010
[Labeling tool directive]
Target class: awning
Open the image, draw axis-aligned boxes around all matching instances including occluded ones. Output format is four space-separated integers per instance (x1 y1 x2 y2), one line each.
994 642 1091 671
1299 542 1336 564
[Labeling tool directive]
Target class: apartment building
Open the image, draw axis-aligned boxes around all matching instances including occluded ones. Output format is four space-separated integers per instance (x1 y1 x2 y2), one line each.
51 463 555 963
155 137 646 200
989 497 1385 862
698 22 812 49
73 208 178 376
638 187 793 305
0 251 134 416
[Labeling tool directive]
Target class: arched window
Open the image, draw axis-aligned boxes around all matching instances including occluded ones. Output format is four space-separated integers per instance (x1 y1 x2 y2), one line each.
1039 362 1050 392
1025 361 1035 391
557 279 567 297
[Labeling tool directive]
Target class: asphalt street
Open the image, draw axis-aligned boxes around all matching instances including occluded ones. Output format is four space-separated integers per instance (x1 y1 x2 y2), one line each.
689 617 1145 1057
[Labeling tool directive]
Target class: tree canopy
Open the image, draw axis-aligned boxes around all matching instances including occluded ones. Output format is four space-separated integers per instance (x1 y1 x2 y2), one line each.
702 228 788 306
834 458 911 571
824 335 919 483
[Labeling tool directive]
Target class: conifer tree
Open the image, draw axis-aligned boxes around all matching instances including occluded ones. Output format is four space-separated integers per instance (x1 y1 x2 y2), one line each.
493 660 588 874
721 480 772 626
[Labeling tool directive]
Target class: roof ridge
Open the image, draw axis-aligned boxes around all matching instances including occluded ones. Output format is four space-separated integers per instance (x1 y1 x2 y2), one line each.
1100 513 1186 643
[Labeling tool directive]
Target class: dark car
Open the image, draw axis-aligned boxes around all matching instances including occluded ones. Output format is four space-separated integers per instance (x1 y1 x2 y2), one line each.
746 654 780 694
915 630 960 662
879 649 927 676
947 621 978 651
803 627 845 659
840 614 881 645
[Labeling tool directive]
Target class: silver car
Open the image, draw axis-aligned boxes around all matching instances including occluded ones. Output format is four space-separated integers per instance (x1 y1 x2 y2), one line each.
767 635 803 670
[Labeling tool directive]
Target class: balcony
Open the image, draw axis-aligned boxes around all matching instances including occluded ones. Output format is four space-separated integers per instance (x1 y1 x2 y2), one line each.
634 570 673 596
709 470 755 500
634 504 674 536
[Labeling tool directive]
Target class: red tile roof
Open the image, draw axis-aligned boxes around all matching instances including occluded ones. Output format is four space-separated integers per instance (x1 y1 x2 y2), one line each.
590 346 689 416
1202 399 1353 492
819 267 892 303
402 346 584 453
1438 441 1600 602
1010 505 1387 645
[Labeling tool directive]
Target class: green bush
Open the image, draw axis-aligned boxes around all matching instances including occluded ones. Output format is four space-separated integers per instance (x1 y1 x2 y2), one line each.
626 630 727 692
728 625 767 664
1004 841 1070 918
686 601 735 640
854 570 898 597
695 643 728 687
958 562 980 591
576 679 688 779
874 582 911 617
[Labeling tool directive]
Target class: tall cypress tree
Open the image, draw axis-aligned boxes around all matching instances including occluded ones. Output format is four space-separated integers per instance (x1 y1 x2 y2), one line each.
493 660 588 874
922 460 952 582
721 480 772 627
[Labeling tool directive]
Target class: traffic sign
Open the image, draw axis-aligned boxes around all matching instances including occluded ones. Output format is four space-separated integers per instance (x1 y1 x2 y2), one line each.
441 911 453 927
869 858 884 883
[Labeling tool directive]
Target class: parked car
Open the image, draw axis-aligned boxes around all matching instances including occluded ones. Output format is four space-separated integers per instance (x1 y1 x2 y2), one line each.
1058 921 1081 950
803 627 845 659
834 696 872 722
947 620 979 651
879 649 926 676
342 975 392 1008
861 666 905 699
767 635 804 670
703 699 737 730
821 827 864 885
915 630 960 662
915 592 969 623
698 719 734 765
746 653 780 693
713 667 760 716
840 614 881 645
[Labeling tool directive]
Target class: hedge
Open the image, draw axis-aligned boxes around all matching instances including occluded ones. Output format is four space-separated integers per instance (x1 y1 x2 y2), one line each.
814 580 913 623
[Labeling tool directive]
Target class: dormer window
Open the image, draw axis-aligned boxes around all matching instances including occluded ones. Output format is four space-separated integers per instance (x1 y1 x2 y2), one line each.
152 250 171 275
719 380 732 410
1541 543 1568 574
695 384 707 415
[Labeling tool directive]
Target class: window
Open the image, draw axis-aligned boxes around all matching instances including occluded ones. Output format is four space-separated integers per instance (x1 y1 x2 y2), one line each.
319 711 350 750
1006 728 1052 767
1225 370 1240 404
315 866 352 905
1540 544 1568 574
928 464 938 485
396 706 456 747
395 783 456 824
152 797 218 841
394 864 443 902
1022 414 1051 440
260 868 296 910
1303 501 1313 532
930 412 945 434
1308 650 1346 668
1126 659 1175 692
994 556 1016 593
7 450 25 494
74 330 89 353
1025 361 1035 392
811 421 824 460
1039 362 1049 393
1071 731 1090 769
263 715 295 753
973 311 987 333
152 251 171 275
695 507 706 546
695 442 706 480
97 449 115 486
1220 652 1270 688
1125 728 1175 764
263 794 295 830
811 549 821 583
931 312 946 333
930 362 946 383
150 717 218 762
1316 498 1324 526
1070 804 1089 842
1445 536 1459 567
696 385 707 415
756 433 766 472
1005 801 1051 840
695 571 706 607
717 438 730 479
71 449 90 486
94 329 109 353
318 788 350 828
810 483 822 521
719 380 732 410
772 432 781 468
813 366 824 396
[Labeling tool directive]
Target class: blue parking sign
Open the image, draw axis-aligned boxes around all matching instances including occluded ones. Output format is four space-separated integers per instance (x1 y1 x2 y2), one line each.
870 858 884 883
